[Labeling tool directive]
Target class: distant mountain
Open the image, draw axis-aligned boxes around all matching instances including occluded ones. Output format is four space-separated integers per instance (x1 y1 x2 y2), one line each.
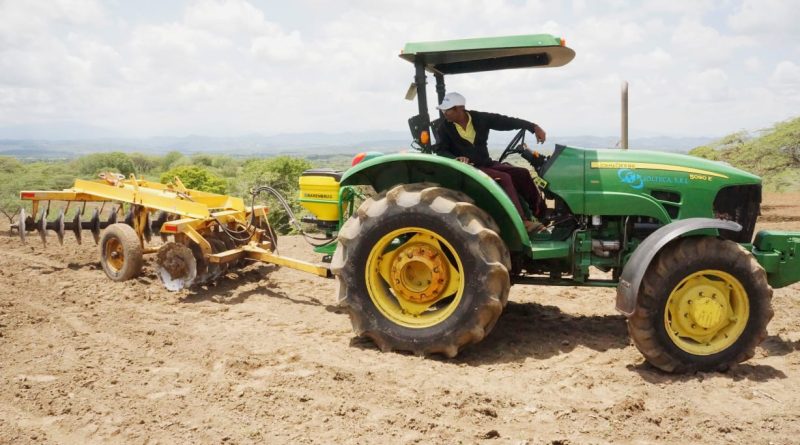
0 131 715 160
0 122 119 140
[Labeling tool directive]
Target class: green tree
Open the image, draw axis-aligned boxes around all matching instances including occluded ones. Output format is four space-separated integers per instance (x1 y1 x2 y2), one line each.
688 145 721 161
160 165 227 194
689 116 800 191
129 152 158 175
0 156 22 174
75 152 136 177
237 156 312 234
210 155 240 177
160 151 184 171
0 161 74 222
191 154 214 167
0 173 24 222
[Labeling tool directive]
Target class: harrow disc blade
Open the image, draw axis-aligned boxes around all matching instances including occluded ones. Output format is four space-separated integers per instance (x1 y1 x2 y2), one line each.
207 238 228 282
54 208 65 245
152 211 168 231
107 207 119 226
156 242 197 292
90 208 101 245
143 212 152 243
72 211 82 245
36 209 47 247
152 211 170 242
124 206 134 227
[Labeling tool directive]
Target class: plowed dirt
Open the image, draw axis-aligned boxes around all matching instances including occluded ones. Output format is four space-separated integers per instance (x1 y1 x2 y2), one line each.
1 193 799 444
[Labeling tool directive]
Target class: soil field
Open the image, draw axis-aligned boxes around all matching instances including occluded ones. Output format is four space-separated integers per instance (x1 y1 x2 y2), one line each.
1 193 799 444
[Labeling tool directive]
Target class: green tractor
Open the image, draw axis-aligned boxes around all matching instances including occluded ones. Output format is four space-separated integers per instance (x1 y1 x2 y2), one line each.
298 34 800 373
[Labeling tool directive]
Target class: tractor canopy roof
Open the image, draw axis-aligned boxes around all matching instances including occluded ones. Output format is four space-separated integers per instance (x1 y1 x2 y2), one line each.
399 33 575 75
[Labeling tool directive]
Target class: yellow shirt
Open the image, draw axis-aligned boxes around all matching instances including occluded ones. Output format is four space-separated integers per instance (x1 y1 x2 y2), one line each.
455 112 476 144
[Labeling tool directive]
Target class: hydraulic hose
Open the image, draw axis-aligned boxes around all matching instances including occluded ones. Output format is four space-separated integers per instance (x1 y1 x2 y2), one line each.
249 185 337 248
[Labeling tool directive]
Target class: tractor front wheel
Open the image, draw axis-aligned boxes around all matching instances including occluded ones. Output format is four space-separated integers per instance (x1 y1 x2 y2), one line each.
628 237 773 373
100 223 144 282
332 183 511 358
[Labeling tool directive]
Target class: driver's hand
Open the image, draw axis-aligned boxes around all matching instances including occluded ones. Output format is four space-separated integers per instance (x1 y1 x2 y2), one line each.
455 156 473 165
533 125 546 144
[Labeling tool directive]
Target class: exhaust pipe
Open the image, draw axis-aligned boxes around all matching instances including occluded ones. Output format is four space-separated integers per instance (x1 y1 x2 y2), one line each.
621 81 629 150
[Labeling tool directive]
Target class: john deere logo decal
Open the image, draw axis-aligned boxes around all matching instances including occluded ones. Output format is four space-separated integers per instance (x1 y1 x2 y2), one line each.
616 168 690 189
590 161 728 178
618 169 644 189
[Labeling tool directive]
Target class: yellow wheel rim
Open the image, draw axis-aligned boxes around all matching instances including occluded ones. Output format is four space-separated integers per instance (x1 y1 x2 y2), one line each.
365 227 464 328
105 237 125 272
664 269 749 355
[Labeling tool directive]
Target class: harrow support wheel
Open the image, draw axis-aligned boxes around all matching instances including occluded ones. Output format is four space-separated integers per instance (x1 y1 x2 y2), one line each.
628 237 773 373
100 223 144 282
332 183 511 358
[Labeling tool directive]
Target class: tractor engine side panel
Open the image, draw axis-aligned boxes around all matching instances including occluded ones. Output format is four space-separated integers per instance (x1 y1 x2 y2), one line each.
543 146 762 224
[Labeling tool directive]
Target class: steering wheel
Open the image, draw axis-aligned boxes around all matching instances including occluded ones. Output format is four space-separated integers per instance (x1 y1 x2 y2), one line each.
497 128 528 164
497 128 551 177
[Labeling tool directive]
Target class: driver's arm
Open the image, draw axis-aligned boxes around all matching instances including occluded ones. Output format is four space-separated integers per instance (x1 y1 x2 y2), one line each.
480 111 545 143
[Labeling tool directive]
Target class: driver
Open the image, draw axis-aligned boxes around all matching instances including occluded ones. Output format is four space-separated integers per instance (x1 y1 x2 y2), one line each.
434 92 547 233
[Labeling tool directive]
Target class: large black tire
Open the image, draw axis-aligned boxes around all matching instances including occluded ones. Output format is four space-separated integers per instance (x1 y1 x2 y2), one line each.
331 183 511 358
100 223 144 282
628 237 773 373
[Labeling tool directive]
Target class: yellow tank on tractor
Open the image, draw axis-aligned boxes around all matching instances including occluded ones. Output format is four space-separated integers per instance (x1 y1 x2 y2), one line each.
14 173 329 291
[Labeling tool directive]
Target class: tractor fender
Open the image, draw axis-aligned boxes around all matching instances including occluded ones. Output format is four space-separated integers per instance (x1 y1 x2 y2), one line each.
615 217 742 316
340 153 530 252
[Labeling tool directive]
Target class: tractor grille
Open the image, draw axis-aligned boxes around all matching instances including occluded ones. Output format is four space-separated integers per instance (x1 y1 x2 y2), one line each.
713 185 761 243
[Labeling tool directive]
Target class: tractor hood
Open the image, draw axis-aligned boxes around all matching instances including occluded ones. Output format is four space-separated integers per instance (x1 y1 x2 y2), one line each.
542 145 761 222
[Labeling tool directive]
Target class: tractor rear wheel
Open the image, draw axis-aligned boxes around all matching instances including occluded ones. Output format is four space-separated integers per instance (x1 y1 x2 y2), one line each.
628 237 773 373
100 223 144 282
331 183 511 358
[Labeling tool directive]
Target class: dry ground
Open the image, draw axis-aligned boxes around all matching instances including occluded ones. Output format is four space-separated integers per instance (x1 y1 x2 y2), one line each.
1 193 799 444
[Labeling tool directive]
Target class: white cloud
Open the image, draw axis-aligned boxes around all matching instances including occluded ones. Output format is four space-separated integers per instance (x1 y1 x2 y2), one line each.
769 61 800 98
671 19 754 67
622 48 672 70
728 0 800 36
0 0 798 138
636 0 716 16
250 31 304 61
572 16 644 50
744 56 760 72
130 23 230 57
688 68 732 102
184 0 269 35
770 61 800 85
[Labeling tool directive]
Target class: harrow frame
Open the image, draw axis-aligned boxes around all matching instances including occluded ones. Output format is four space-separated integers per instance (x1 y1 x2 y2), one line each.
15 174 330 290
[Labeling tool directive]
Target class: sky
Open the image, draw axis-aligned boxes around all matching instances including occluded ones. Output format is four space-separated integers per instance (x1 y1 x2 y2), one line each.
1 0 799 140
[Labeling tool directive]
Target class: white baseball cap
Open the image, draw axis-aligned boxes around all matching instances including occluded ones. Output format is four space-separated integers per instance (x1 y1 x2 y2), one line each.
436 92 466 111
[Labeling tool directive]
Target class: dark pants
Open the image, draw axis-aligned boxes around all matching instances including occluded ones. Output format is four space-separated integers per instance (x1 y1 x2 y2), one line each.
478 161 545 220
